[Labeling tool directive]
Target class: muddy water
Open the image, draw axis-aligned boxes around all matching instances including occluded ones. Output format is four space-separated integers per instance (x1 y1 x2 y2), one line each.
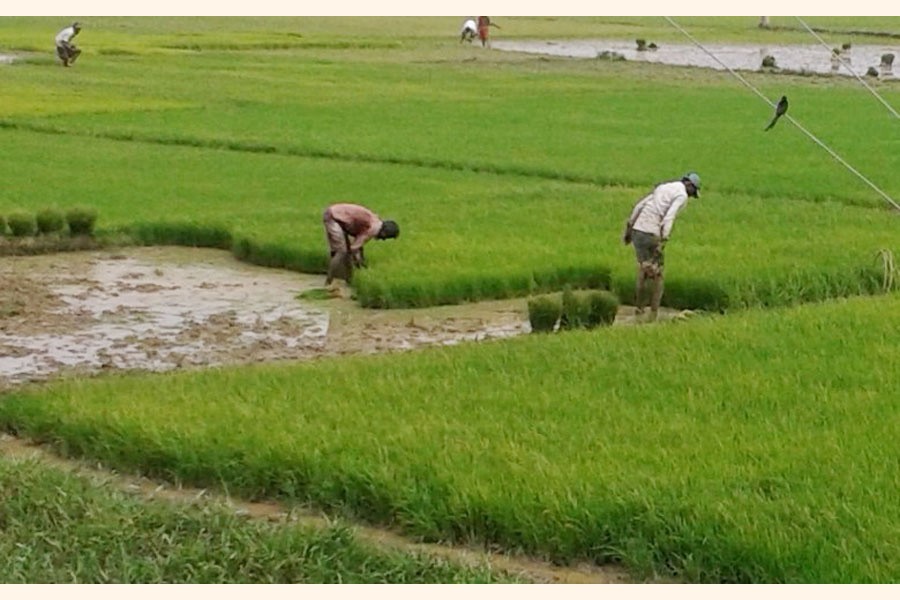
0 247 686 389
0 247 536 388
494 39 899 77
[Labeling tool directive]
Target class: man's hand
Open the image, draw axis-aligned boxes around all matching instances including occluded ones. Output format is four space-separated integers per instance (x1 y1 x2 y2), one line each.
622 223 633 245
351 248 367 269
656 238 667 256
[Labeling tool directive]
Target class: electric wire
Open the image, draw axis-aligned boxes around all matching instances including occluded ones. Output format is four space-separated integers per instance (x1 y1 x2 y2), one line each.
663 16 900 212
794 16 900 120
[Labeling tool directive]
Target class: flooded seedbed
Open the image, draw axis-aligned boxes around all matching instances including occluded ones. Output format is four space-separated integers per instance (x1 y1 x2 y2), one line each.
0 247 533 388
0 247 685 389
494 39 899 77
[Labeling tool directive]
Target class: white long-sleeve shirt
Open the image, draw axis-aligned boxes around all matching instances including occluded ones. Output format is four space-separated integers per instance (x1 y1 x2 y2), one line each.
627 181 690 240
55 26 76 45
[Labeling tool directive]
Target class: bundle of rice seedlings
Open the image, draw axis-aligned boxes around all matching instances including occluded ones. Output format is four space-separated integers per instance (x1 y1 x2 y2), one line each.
527 295 561 333
7 212 36 237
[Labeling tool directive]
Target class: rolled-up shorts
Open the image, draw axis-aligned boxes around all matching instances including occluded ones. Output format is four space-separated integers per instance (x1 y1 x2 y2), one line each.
56 42 76 60
323 209 350 257
632 230 664 268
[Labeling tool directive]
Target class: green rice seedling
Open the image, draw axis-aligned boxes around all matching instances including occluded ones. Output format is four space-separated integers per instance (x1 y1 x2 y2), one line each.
560 288 591 330
0 459 519 583
65 207 98 237
126 221 232 249
297 288 333 301
35 208 65 235
6 295 900 581
527 294 561 332
0 16 897 311
6 212 36 237
585 290 620 328
0 214 7 236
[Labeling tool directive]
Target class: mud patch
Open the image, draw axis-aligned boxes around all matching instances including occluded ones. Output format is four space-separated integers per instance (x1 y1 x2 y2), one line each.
0 248 329 387
0 247 687 389
494 39 899 77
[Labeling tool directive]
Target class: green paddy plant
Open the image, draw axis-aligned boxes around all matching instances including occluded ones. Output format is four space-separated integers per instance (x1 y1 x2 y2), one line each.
560 288 591 330
65 206 98 237
5 295 900 581
0 459 518 583
35 207 66 235
6 212 36 237
0 215 7 236
585 290 620 328
527 294 562 332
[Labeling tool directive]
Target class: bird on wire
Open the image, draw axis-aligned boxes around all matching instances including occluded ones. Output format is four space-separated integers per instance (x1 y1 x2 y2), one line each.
765 95 789 131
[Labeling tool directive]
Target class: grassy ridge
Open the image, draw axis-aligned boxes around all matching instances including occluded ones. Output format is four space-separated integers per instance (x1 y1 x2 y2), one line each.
3 293 900 582
0 458 518 583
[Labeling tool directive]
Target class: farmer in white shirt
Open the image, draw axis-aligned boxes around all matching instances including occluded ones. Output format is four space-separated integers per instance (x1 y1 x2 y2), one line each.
622 172 701 320
460 18 477 43
55 22 82 67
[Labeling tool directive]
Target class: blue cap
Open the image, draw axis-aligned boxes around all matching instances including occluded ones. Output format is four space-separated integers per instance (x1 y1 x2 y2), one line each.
683 172 701 195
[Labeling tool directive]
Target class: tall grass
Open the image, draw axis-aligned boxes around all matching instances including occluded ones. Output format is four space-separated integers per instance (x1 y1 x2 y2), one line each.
0 458 518 583
4 294 900 582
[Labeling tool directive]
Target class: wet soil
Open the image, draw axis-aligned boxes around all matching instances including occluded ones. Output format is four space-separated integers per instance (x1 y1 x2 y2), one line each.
0 432 649 583
0 246 684 389
494 39 899 78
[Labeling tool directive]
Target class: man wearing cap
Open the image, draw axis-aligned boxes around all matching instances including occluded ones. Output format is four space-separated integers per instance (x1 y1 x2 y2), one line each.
55 22 82 67
622 172 701 321
323 203 400 285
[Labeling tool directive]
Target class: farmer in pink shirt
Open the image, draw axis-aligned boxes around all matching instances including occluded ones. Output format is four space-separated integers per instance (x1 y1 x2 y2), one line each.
323 203 399 285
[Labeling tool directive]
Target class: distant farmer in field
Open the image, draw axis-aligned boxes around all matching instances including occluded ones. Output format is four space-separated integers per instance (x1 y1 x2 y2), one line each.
477 16 499 48
323 203 400 285
622 172 701 321
55 21 82 67
460 18 477 43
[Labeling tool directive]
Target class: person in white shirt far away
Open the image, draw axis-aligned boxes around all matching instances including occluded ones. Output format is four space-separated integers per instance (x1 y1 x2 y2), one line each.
622 172 701 321
55 21 82 67
460 18 477 43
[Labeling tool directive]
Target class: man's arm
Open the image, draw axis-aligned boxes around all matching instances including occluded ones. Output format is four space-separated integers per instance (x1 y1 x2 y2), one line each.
348 220 381 252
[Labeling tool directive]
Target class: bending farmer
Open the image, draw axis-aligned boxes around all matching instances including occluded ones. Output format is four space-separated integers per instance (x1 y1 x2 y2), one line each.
55 21 82 67
622 172 701 320
322 203 399 285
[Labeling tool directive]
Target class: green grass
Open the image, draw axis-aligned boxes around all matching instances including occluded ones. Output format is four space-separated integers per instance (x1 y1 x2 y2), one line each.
3 293 900 582
0 18 900 310
2 16 900 583
0 17 898 309
0 457 519 583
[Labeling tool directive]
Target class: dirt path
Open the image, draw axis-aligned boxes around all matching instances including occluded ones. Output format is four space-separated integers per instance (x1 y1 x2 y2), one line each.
0 433 649 584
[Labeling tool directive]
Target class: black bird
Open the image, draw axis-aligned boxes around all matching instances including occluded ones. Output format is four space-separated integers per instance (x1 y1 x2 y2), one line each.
765 96 789 131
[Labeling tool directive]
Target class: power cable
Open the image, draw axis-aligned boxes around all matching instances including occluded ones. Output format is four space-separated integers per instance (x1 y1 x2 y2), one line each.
794 16 900 120
663 16 900 212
